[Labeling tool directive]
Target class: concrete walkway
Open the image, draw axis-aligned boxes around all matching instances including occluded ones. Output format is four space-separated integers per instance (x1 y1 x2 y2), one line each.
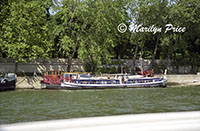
155 74 200 87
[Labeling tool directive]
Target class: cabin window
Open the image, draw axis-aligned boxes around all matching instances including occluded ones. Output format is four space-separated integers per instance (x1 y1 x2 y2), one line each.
154 79 158 82
149 80 153 82
102 81 104 84
107 80 111 84
64 74 70 77
82 81 87 84
112 80 116 84
96 81 101 84
132 80 136 83
48 72 52 75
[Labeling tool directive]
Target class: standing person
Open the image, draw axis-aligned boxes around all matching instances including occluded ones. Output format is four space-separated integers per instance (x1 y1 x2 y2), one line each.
122 76 125 84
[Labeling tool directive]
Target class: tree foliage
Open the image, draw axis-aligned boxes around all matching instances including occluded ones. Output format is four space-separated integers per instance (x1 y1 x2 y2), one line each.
0 0 52 62
0 0 199 73
129 0 200 72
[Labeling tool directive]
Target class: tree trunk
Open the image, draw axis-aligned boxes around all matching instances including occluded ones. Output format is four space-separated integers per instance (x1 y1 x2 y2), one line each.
151 35 160 69
67 57 72 72
90 61 96 74
14 61 18 73
91 63 94 73
132 34 139 74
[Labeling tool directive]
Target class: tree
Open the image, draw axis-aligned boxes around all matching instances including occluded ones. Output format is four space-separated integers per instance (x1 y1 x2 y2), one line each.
0 0 53 72
0 0 9 58
52 0 89 72
78 0 129 73
159 0 200 72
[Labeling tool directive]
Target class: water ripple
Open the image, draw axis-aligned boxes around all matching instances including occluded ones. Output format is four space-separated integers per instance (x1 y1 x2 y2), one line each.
1 86 200 124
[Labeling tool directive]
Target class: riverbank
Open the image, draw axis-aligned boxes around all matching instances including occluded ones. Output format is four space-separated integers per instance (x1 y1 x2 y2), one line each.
15 75 200 89
155 74 200 87
16 76 43 89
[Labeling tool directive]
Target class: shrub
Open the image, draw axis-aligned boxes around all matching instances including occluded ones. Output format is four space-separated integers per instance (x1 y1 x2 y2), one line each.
153 62 166 74
117 66 122 73
123 66 129 73
135 67 141 72
84 63 92 72
110 67 116 74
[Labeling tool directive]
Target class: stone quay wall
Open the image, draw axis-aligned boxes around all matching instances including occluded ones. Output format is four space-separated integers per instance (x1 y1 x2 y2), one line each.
0 58 84 73
0 58 199 74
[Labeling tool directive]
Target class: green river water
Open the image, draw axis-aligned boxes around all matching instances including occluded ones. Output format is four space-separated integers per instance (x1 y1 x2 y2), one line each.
0 86 200 124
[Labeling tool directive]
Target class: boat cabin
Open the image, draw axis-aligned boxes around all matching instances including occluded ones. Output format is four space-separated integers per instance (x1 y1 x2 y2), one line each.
137 70 154 77
63 73 91 82
43 71 63 85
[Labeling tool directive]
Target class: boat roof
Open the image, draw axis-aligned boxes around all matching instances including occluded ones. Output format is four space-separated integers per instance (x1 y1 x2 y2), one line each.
63 72 91 74
45 71 91 74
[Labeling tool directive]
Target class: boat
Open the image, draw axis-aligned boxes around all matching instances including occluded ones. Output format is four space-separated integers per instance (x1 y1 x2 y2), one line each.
0 73 17 91
40 71 63 89
40 71 92 89
61 73 167 89
137 70 154 77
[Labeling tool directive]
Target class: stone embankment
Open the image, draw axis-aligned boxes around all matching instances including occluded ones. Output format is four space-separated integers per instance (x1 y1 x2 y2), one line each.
16 74 200 89
155 74 200 87
16 77 43 89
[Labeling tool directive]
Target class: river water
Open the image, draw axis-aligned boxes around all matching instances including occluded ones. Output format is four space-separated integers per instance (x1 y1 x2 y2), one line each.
0 86 200 124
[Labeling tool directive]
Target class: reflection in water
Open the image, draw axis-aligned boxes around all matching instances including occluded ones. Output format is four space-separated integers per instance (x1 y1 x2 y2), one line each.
0 87 200 124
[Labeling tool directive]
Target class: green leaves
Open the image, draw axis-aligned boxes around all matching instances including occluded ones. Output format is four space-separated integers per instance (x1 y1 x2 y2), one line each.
129 0 200 66
0 0 199 72
50 0 128 72
0 0 52 62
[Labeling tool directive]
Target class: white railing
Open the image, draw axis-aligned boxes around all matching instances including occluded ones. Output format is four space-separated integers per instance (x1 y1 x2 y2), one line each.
1 111 200 131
